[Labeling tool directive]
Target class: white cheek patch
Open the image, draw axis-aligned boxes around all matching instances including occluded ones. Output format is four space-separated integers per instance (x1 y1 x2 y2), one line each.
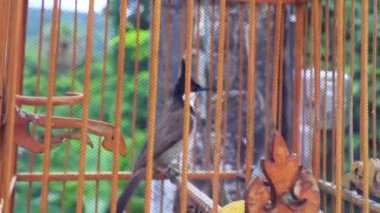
182 92 196 108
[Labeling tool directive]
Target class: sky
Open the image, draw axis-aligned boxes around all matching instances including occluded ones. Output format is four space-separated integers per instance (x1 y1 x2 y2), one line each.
28 0 108 13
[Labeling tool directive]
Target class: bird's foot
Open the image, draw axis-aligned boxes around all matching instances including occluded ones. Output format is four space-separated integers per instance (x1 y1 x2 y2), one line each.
165 165 181 183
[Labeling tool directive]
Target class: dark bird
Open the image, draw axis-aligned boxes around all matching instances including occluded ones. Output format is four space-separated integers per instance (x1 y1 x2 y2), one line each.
115 60 209 213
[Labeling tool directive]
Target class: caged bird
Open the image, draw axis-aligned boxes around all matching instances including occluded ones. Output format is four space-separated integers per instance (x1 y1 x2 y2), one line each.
112 59 209 213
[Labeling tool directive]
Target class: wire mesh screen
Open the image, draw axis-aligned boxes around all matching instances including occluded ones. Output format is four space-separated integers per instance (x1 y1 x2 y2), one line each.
0 0 379 212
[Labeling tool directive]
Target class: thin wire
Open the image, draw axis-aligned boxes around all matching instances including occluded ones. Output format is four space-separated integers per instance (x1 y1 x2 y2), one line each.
70 0 78 91
235 4 245 200
292 5 305 158
27 0 45 212
264 5 273 156
348 0 356 169
192 0 202 168
236 2 245 175
95 0 110 212
144 0 162 211
181 0 195 211
40 0 60 211
303 5 310 162
131 0 142 173
206 0 216 171
371 0 378 158
179 0 186 56
56 0 62 65
164 0 172 112
213 0 227 210
61 0 78 211
359 0 370 209
222 6 231 172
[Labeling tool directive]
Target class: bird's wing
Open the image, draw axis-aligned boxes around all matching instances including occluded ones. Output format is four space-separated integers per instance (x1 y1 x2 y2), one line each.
134 106 193 171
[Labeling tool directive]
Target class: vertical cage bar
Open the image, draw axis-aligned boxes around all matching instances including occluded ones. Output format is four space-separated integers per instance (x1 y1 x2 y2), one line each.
272 1 283 128
292 4 305 157
144 0 162 211
181 0 195 211
359 0 370 210
245 0 256 183
0 0 10 207
109 0 128 212
213 0 227 210
312 0 322 178
76 0 95 211
277 7 285 134
2 0 26 211
334 0 346 209
40 0 60 211
76 0 94 212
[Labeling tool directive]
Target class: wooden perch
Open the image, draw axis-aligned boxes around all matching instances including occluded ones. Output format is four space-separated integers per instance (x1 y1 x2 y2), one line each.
343 158 380 198
174 176 222 212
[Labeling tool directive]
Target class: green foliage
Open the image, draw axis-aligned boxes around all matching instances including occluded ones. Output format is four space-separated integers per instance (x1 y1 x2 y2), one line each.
109 29 151 73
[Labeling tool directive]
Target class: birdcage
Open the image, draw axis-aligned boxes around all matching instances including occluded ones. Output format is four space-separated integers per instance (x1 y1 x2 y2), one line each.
0 0 379 212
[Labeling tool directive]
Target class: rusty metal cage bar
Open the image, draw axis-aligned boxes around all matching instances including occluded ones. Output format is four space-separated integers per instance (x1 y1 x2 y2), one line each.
181 0 195 211
1 0 27 212
108 0 128 212
213 0 227 211
76 0 95 211
40 0 60 211
144 0 162 211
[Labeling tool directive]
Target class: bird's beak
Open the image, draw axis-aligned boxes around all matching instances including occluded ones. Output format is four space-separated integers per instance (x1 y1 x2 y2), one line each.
198 87 210 92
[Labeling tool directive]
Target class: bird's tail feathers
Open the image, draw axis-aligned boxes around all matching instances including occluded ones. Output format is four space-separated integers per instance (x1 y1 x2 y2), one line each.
114 168 145 213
